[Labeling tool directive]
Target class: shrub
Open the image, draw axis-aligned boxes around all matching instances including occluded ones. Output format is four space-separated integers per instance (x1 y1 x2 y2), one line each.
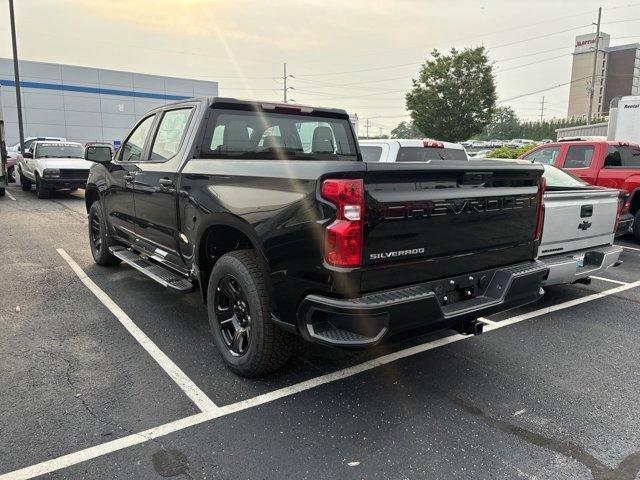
488 144 537 159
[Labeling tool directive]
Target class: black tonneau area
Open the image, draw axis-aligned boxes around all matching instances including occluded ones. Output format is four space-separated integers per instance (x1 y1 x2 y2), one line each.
361 160 544 292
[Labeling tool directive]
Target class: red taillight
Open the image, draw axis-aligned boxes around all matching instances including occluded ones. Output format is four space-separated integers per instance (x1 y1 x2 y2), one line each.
534 176 546 242
423 139 444 148
321 179 364 267
614 192 628 233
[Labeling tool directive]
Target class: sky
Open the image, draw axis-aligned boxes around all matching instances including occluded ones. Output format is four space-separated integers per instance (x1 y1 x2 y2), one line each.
1 0 639 134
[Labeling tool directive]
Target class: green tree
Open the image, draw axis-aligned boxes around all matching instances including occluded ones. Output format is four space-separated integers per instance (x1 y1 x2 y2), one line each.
390 121 421 139
406 47 496 142
486 106 521 140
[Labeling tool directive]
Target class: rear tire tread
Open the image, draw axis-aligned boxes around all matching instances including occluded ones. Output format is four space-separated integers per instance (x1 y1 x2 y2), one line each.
208 250 291 377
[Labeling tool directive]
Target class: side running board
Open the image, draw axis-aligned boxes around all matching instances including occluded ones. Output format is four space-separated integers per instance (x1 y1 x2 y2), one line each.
109 246 194 293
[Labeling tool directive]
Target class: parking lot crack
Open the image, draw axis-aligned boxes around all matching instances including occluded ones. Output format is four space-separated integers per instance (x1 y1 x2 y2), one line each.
430 386 640 480
48 350 169 452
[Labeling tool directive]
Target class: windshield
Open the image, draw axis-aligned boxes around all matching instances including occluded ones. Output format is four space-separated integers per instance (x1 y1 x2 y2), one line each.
201 109 358 160
396 146 468 162
35 144 84 159
543 164 588 188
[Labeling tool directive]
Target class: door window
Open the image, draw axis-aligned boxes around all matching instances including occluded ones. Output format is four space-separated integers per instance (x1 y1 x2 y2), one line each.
120 115 155 162
150 108 193 161
522 146 560 165
605 145 640 168
564 145 594 168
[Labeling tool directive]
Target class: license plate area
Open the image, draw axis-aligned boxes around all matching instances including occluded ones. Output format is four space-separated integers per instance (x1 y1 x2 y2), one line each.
432 275 482 307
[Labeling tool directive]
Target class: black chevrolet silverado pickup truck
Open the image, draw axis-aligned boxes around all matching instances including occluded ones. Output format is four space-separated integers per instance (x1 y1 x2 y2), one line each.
84 97 548 377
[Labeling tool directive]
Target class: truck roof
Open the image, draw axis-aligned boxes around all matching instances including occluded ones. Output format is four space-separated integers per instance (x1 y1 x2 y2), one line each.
554 137 639 146
159 96 350 117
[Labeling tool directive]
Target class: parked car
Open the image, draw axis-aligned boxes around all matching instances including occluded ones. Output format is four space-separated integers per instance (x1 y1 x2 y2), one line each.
507 139 536 148
18 141 87 198
7 136 67 183
535 165 623 286
359 138 468 162
84 97 548 377
519 138 638 239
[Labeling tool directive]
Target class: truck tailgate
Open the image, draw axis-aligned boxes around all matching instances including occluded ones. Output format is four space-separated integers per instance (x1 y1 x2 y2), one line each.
539 188 618 256
361 161 543 292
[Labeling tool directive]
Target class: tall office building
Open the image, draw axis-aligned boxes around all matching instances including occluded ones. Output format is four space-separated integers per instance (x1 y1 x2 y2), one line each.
567 32 640 118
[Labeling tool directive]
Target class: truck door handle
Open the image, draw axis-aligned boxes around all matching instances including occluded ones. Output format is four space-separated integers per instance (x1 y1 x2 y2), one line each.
123 174 134 182
159 178 174 187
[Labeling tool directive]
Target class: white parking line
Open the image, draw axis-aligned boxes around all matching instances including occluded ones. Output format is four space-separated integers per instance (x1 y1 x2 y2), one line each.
590 276 628 285
56 248 219 414
619 244 640 252
477 316 498 326
5 190 16 201
4 275 640 480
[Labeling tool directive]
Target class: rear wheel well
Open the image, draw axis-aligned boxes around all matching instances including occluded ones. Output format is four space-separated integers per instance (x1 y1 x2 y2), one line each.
629 190 640 216
85 187 100 213
198 225 256 304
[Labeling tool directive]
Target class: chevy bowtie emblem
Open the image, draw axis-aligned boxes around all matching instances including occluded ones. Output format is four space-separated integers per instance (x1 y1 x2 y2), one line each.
578 220 592 231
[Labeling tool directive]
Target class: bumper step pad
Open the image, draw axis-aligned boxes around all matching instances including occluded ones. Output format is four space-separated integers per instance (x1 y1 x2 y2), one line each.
109 246 194 293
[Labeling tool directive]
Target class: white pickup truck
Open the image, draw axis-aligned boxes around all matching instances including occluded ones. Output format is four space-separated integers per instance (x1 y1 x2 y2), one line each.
359 138 468 162
538 165 623 286
18 141 89 198
359 141 623 286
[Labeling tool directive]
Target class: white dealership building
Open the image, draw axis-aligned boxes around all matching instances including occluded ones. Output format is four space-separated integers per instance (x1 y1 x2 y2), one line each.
0 58 218 146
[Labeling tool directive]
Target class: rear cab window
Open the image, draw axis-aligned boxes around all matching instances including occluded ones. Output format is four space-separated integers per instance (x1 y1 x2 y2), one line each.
201 106 358 161
605 145 640 168
396 147 467 162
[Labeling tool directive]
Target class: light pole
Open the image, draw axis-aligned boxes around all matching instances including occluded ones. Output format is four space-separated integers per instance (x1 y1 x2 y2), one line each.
8 0 25 152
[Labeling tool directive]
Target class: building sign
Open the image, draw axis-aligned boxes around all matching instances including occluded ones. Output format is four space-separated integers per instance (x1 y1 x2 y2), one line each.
574 32 610 54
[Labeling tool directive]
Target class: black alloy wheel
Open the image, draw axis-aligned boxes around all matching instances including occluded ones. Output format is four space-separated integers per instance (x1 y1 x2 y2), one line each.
214 275 252 357
90 212 102 253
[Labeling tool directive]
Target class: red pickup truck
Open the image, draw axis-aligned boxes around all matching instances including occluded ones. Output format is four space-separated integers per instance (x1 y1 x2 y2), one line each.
520 138 638 240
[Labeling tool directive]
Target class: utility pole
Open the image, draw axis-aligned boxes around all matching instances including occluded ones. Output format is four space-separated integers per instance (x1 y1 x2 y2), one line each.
365 119 371 139
9 0 25 152
282 63 294 103
587 7 602 125
540 96 545 122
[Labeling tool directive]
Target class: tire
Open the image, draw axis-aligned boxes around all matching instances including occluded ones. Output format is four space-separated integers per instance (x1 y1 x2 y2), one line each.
7 166 15 183
0 188 4 197
20 171 32 191
634 210 640 242
35 175 50 199
88 201 122 266
207 250 291 377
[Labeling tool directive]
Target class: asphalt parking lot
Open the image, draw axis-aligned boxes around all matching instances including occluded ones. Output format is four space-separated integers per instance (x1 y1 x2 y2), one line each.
2 183 640 480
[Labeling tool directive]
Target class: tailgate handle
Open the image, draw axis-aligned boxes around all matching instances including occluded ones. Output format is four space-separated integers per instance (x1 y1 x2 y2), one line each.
580 205 593 217
460 171 492 186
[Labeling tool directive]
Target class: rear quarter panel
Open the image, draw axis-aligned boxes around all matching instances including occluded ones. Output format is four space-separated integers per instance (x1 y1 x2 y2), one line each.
179 159 367 321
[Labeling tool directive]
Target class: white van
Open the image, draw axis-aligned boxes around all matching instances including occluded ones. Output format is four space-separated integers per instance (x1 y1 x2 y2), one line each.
608 95 640 145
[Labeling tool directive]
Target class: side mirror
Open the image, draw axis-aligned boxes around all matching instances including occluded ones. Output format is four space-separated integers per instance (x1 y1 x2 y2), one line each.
23 151 33 159
85 145 112 164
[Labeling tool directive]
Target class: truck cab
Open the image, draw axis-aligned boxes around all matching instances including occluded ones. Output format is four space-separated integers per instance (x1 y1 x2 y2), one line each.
520 138 639 239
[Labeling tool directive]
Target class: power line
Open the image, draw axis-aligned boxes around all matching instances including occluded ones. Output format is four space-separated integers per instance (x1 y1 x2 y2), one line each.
498 76 591 103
